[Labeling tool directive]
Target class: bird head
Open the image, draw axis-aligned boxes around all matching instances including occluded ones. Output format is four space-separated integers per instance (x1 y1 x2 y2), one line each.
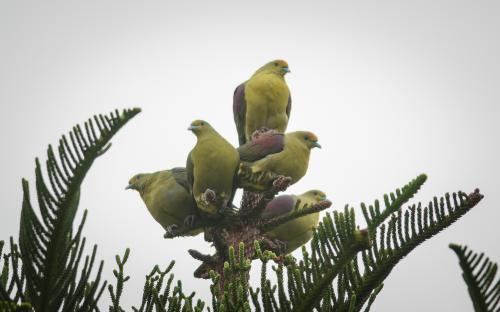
126 173 147 192
188 120 213 136
293 131 321 149
257 59 291 76
302 190 328 203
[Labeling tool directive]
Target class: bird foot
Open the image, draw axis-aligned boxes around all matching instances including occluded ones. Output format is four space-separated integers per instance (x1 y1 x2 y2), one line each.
164 224 179 238
238 163 252 177
273 255 286 264
184 214 197 227
202 189 217 204
273 239 288 255
218 205 237 217
204 228 215 242
272 175 292 192
261 237 288 255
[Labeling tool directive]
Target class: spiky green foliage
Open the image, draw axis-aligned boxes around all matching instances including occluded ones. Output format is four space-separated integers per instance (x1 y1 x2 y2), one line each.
2 108 141 311
0 107 488 312
209 242 253 312
0 301 31 312
335 188 484 312
243 175 426 311
226 176 483 312
106 249 205 312
450 244 499 312
109 249 131 312
0 238 26 304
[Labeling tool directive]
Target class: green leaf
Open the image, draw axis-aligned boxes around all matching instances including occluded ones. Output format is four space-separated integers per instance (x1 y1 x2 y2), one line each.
450 244 499 312
362 174 427 234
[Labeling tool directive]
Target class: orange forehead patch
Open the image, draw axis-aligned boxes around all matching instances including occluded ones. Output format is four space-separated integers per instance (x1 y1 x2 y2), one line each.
273 59 289 67
306 132 318 141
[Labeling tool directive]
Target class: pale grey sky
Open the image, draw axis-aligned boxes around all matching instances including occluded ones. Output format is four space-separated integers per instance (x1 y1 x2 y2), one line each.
0 1 499 311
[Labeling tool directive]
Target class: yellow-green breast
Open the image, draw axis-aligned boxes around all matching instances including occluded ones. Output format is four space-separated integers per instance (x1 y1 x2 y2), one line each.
244 72 290 141
191 133 239 213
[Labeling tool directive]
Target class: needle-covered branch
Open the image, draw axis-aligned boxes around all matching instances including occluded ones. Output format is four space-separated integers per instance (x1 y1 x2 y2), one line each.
343 189 484 312
450 243 499 312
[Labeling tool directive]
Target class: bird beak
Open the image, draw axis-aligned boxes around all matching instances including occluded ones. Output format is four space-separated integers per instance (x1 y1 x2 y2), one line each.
188 125 198 131
282 67 291 74
125 184 134 190
312 141 322 149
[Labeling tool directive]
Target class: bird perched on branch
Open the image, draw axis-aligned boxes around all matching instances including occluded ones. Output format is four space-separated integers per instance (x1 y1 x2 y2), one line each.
233 59 292 145
187 120 240 215
262 190 328 254
238 131 321 191
126 168 202 237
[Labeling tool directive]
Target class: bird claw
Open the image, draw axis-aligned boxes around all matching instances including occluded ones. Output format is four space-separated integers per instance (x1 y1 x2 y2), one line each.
238 163 252 178
202 189 217 204
184 214 197 227
273 239 288 255
272 175 292 192
204 229 215 242
262 237 288 255
164 224 179 238
218 205 237 216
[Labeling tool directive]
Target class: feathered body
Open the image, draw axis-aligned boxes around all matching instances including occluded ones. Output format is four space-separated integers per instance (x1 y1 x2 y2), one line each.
187 120 240 214
263 190 327 254
234 60 291 145
238 131 320 191
127 168 201 236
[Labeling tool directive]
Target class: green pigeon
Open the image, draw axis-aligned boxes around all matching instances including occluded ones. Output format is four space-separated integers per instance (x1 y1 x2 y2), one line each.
238 131 321 191
233 59 292 145
262 190 328 254
126 168 202 237
186 120 240 215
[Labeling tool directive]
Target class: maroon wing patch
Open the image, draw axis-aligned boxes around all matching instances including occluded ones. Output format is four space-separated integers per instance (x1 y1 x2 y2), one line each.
233 82 247 145
262 195 295 219
237 132 285 162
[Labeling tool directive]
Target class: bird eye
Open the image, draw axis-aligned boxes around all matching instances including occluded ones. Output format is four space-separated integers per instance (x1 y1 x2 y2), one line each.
313 192 317 195
304 136 309 140
201 122 205 126
274 62 279 66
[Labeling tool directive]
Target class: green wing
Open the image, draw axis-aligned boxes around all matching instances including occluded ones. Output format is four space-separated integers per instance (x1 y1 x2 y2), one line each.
171 167 190 193
186 152 194 194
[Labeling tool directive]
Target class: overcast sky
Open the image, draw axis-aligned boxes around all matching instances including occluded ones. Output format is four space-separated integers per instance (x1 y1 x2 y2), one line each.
1 1 499 311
